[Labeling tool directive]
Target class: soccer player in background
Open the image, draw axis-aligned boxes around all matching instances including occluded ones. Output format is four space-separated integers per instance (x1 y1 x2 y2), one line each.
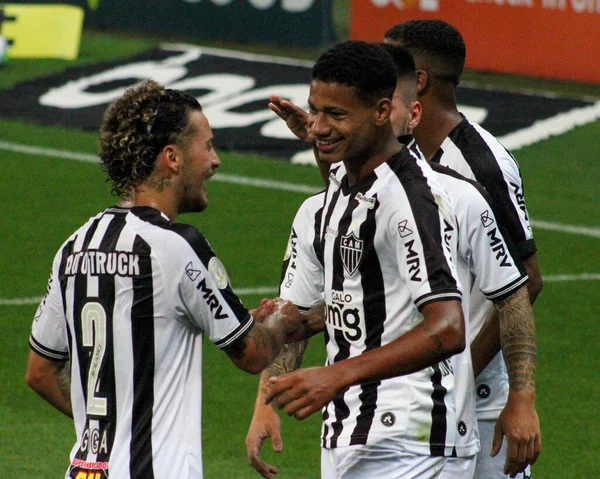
384 20 542 479
249 40 467 478
25 80 305 479
381 42 539 478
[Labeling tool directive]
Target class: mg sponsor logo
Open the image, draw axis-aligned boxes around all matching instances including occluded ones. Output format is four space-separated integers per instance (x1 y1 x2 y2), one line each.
340 232 363 275
326 302 363 342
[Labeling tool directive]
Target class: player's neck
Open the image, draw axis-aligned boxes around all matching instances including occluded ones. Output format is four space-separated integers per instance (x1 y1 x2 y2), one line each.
413 99 462 160
131 183 179 222
345 136 403 186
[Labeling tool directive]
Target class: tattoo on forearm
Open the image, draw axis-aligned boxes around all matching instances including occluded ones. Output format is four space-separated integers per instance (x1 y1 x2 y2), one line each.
495 287 537 392
258 340 308 400
224 334 248 360
265 340 309 378
225 322 280 362
55 361 72 409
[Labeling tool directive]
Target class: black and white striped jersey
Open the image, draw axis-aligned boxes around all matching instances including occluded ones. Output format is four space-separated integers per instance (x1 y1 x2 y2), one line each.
402 135 530 454
430 116 536 420
279 191 325 309
29 206 253 479
317 148 462 456
427 161 528 456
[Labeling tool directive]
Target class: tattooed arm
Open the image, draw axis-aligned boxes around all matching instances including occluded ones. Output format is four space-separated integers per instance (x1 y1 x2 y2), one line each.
482 285 541 477
224 300 324 375
25 350 72 418
246 340 310 479
495 285 537 392
223 300 303 375
244 302 325 479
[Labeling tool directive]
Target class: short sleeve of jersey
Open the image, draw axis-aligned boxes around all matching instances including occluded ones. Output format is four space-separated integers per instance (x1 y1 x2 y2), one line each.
491 153 536 258
29 251 70 361
171 224 253 349
459 180 529 301
385 178 462 311
278 193 325 310
470 125 537 259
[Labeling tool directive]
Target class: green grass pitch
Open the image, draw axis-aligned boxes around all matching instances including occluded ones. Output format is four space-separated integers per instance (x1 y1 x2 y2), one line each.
0 27 599 478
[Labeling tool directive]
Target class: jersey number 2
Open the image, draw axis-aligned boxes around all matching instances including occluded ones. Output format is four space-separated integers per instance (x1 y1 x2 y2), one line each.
81 302 108 417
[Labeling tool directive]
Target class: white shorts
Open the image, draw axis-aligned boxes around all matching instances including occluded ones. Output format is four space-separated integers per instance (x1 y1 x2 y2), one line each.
474 419 532 479
439 455 477 479
321 438 447 479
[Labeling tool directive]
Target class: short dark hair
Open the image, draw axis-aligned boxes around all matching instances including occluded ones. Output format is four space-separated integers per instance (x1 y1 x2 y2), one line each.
379 43 416 81
384 20 466 85
311 40 397 104
98 79 202 198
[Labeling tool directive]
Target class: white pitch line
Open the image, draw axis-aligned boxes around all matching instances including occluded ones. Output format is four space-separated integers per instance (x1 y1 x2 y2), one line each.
0 296 44 306
0 286 279 306
531 220 600 239
543 273 600 282
0 140 320 195
1 275 597 306
1 140 598 235
498 100 600 151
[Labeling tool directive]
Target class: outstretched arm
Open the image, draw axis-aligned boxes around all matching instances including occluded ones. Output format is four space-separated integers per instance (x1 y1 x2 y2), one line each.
223 299 306 375
26 350 72 418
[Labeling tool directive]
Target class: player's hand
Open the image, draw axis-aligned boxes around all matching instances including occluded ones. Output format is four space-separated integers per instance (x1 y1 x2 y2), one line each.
270 299 305 335
268 95 312 143
265 366 342 420
246 401 283 479
252 298 303 333
250 298 276 322
491 390 541 478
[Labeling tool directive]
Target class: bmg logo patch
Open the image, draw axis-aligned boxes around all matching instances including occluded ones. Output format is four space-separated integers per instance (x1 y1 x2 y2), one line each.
477 384 491 399
381 412 395 427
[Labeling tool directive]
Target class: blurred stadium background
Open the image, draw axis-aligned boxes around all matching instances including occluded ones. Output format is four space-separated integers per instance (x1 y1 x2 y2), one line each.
0 1 598 477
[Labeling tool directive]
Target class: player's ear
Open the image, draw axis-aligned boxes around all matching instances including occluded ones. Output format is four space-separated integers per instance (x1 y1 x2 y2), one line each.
407 100 422 134
158 144 182 173
415 70 430 96
374 97 393 126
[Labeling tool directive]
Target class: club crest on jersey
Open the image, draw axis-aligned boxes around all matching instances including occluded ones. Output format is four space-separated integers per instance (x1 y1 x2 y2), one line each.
340 232 363 275
480 210 495 228
208 257 229 289
397 219 413 238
